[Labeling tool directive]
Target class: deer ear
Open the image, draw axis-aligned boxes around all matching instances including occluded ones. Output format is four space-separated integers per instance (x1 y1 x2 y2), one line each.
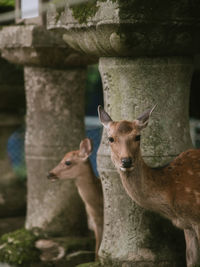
135 105 156 129
79 138 93 160
98 105 113 128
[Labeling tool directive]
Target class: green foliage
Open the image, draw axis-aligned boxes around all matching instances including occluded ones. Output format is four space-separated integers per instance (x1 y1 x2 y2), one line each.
86 65 100 93
0 0 14 7
70 0 116 24
0 228 40 266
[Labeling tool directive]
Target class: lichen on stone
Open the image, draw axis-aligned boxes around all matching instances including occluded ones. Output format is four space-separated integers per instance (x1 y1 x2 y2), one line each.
70 0 116 24
70 0 99 24
0 228 41 266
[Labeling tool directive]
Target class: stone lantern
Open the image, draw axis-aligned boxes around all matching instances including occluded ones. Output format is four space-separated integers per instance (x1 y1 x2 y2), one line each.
48 0 200 266
0 0 96 237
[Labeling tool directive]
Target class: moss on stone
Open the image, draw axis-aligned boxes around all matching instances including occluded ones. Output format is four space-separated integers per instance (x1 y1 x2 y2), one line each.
0 228 40 266
70 0 116 24
71 1 99 24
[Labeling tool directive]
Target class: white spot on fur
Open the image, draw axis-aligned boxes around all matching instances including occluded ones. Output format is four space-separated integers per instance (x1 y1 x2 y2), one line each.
187 170 194 175
194 191 200 204
185 187 191 193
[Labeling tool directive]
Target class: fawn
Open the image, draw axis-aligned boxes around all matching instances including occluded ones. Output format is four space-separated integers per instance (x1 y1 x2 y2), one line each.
98 105 200 267
47 138 103 258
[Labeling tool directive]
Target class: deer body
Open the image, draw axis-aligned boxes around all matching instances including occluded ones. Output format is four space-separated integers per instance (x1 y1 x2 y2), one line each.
48 138 103 258
119 149 200 229
98 106 200 267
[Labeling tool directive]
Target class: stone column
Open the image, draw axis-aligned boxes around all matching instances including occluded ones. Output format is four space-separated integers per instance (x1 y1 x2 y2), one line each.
48 0 200 265
24 66 87 235
97 57 192 266
0 25 95 236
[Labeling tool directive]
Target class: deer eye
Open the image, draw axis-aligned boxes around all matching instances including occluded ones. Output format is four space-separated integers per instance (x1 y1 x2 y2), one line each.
135 135 141 142
108 137 114 143
65 161 71 166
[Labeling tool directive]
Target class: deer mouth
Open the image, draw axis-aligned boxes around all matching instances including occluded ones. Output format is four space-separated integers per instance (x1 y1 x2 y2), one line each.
120 166 134 172
47 173 59 182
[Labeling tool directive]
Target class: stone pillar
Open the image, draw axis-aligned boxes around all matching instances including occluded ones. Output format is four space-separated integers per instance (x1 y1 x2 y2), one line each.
97 57 192 266
24 66 87 234
0 25 95 236
48 0 200 264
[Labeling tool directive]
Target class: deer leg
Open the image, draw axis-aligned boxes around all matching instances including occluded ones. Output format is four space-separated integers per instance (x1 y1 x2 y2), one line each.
93 227 99 260
184 228 200 267
93 225 103 260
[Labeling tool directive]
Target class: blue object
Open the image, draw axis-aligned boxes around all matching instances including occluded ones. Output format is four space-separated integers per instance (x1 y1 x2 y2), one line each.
7 126 26 179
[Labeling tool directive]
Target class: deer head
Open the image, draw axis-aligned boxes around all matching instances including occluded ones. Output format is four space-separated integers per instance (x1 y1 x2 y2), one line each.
47 138 93 181
98 105 156 172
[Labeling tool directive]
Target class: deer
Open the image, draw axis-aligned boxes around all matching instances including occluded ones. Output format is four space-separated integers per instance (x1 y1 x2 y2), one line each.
98 105 200 267
47 138 103 259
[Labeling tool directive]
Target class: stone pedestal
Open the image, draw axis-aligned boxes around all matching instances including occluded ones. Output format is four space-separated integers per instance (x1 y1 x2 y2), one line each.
0 25 95 236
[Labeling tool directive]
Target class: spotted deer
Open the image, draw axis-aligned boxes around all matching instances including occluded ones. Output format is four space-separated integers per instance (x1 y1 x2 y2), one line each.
47 138 103 258
98 105 200 267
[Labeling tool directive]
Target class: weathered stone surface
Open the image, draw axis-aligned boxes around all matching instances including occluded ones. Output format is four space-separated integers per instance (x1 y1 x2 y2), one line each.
97 57 192 266
24 66 88 236
0 26 96 67
35 237 95 263
48 0 200 57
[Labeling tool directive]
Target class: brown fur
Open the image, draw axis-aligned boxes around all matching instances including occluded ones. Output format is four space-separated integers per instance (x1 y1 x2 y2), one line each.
48 138 103 259
98 106 200 267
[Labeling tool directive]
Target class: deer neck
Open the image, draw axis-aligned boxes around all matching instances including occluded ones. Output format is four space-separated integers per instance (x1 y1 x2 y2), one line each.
75 160 96 186
119 149 156 208
75 160 100 206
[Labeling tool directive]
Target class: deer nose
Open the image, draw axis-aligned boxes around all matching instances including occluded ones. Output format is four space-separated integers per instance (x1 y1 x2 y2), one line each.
47 172 57 180
121 157 132 168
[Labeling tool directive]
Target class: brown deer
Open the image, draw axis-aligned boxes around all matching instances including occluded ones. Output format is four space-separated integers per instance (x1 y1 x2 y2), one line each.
47 138 103 258
98 105 200 267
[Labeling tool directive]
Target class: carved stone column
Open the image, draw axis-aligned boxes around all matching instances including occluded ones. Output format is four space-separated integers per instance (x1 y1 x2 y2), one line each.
0 25 94 236
48 0 200 265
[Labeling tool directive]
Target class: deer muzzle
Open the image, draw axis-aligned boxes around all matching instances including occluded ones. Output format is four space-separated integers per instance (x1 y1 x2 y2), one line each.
47 172 58 181
121 157 133 169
